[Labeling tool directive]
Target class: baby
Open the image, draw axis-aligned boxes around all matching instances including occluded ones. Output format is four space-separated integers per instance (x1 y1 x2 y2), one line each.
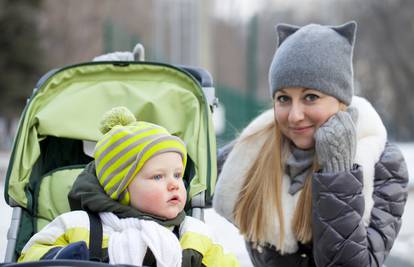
19 106 239 267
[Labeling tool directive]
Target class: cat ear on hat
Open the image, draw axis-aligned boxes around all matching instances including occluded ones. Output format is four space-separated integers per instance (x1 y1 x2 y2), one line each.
275 23 300 47
331 21 357 45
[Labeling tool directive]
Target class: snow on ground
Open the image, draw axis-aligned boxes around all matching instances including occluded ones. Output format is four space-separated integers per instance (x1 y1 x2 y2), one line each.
0 184 12 262
387 143 414 265
0 151 12 262
1 143 413 265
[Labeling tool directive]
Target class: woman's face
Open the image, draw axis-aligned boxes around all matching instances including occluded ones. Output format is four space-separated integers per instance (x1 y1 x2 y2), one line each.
274 87 341 149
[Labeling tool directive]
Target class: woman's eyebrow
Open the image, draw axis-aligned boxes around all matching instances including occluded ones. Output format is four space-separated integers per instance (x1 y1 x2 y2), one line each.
303 88 318 93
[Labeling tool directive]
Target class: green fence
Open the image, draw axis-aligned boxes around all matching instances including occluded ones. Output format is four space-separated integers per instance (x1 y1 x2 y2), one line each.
103 19 140 54
216 85 270 147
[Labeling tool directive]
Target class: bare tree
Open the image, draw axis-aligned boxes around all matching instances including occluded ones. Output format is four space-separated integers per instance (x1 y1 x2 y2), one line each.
0 0 44 145
330 0 414 140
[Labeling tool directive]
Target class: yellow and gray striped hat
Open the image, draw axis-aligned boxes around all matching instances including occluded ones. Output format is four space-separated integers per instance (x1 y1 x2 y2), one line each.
94 106 187 205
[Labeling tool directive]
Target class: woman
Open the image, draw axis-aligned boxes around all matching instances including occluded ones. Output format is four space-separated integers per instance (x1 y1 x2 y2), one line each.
213 21 408 266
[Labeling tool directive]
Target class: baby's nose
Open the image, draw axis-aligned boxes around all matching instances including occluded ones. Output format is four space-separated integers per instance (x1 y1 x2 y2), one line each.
167 178 179 190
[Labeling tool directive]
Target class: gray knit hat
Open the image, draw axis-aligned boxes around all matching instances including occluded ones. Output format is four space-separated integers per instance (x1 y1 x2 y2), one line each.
269 21 357 105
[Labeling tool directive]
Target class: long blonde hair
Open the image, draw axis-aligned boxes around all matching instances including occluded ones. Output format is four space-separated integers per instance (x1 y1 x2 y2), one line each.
233 119 317 252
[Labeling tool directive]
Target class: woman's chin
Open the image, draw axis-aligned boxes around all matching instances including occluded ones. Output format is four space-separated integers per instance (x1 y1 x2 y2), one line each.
292 139 315 150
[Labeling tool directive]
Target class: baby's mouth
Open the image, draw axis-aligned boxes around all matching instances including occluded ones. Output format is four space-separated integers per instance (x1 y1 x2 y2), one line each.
168 195 181 204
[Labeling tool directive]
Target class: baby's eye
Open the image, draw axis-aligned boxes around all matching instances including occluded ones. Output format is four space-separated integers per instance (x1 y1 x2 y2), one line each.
152 174 163 180
304 94 319 102
276 95 290 103
174 172 183 179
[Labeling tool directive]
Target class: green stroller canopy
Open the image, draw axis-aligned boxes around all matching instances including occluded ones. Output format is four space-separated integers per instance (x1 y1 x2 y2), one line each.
5 62 217 209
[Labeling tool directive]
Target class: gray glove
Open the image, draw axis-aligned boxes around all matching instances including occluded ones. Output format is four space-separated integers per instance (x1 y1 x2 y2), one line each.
314 107 358 173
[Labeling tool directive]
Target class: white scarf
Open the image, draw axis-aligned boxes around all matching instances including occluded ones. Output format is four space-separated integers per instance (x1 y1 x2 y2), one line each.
99 212 182 267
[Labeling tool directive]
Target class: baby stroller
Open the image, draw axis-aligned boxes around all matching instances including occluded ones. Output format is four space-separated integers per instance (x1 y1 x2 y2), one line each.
2 45 218 265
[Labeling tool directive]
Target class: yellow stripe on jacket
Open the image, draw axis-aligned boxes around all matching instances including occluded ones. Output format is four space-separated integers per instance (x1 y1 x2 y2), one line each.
179 216 240 267
18 211 109 262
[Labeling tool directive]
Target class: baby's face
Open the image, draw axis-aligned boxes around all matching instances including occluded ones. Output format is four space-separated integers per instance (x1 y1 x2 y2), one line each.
128 152 186 219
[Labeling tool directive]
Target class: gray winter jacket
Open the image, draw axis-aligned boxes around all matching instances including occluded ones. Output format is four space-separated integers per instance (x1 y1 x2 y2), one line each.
213 96 408 267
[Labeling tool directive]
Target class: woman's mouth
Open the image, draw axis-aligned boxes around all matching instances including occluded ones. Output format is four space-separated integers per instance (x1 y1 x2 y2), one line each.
290 126 313 134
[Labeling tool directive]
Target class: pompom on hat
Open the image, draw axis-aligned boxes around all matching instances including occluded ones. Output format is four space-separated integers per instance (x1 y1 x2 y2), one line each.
94 106 187 205
269 21 357 105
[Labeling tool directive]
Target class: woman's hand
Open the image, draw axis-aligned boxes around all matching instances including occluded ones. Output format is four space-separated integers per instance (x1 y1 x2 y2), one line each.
314 107 358 173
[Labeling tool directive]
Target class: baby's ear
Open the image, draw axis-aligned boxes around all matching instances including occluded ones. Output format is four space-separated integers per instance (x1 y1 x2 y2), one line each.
275 23 300 47
332 21 357 45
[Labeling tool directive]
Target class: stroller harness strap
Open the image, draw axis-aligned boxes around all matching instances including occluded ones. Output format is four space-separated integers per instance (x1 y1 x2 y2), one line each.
87 212 103 261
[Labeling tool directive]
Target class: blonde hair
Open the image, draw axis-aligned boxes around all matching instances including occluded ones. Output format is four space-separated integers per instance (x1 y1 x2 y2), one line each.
233 119 317 252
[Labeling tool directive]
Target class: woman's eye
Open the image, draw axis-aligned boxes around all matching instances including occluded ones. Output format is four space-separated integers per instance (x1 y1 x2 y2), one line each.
152 174 163 180
276 95 290 103
304 94 319 101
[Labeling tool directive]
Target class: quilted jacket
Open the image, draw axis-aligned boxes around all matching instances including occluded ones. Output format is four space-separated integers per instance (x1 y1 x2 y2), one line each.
213 96 408 267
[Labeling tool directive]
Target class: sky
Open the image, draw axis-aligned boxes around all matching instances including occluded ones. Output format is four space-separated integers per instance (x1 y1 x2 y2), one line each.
213 0 268 22
213 0 315 23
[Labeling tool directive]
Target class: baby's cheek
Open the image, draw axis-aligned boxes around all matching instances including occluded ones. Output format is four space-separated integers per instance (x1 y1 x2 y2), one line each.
135 190 164 213
180 188 187 203
143 189 164 203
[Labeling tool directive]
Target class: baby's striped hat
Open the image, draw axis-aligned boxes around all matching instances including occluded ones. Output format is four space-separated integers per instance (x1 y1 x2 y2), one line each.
94 106 187 205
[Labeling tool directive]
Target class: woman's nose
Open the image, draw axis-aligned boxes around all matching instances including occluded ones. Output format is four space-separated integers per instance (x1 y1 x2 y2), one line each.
288 103 305 123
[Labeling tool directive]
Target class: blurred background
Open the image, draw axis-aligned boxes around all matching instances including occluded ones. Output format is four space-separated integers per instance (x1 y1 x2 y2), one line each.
0 0 413 266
